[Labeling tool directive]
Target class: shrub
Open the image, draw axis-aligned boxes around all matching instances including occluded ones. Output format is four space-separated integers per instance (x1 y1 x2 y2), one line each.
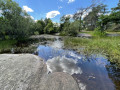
93 27 106 37
34 31 39 35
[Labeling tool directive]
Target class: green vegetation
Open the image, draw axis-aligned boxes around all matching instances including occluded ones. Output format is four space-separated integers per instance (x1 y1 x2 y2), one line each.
60 16 79 36
59 0 120 36
64 37 120 67
0 40 17 53
0 0 60 40
0 0 34 39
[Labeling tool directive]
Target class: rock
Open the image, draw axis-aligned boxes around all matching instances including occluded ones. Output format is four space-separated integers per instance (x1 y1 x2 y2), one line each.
0 54 47 90
39 72 80 90
77 33 92 38
30 34 62 40
107 33 120 37
0 54 80 90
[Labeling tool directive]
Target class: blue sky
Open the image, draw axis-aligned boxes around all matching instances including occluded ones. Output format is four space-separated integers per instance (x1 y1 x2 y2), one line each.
14 0 119 22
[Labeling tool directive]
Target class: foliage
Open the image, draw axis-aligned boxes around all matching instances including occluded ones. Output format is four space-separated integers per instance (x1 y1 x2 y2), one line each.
0 0 34 39
44 19 54 34
84 4 108 30
32 18 59 34
96 1 120 32
0 40 17 52
60 16 79 36
93 27 106 37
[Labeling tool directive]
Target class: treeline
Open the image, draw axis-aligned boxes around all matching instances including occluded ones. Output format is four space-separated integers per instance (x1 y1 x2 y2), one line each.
60 0 120 36
0 0 59 40
1 0 120 39
32 18 59 35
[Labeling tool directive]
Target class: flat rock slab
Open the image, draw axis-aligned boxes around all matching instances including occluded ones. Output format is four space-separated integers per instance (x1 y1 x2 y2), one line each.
77 33 92 38
0 54 47 90
0 54 80 90
30 34 62 39
39 72 80 90
107 33 120 37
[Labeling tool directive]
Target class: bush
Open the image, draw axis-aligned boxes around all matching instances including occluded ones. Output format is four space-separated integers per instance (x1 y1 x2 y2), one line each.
34 31 39 35
93 27 106 37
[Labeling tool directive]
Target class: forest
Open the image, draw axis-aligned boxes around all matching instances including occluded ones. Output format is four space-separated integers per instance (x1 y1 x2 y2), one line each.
0 0 120 39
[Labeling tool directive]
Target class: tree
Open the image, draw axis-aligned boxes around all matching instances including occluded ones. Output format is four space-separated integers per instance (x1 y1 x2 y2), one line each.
0 16 11 39
0 0 34 39
73 0 97 31
37 19 45 32
60 15 79 36
44 18 55 34
60 15 71 35
97 1 120 32
84 4 108 30
33 20 45 34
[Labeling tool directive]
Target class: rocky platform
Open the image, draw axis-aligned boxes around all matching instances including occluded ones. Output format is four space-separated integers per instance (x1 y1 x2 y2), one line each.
0 54 79 90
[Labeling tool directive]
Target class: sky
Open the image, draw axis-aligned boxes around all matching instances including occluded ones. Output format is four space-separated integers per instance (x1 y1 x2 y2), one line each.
14 0 119 22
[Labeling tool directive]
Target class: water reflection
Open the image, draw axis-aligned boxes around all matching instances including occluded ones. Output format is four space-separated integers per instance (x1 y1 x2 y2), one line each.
46 56 82 75
37 37 120 90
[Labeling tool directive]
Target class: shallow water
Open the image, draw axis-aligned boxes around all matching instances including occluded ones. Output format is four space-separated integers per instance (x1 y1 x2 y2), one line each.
36 37 120 90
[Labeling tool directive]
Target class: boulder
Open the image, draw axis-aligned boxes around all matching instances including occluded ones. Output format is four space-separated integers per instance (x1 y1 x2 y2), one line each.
0 54 80 90
0 54 47 90
77 33 92 38
39 72 80 90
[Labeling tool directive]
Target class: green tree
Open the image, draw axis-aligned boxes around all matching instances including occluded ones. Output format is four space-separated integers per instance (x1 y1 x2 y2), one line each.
84 4 108 30
37 19 45 33
0 0 34 39
44 18 55 34
60 15 79 36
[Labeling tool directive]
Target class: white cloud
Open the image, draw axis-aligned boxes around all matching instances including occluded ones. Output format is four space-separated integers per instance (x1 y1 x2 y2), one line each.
105 12 111 16
46 56 82 75
34 20 38 22
65 14 73 18
58 6 63 9
46 11 60 18
68 0 75 3
30 16 34 19
23 6 34 12
82 9 92 18
24 15 34 20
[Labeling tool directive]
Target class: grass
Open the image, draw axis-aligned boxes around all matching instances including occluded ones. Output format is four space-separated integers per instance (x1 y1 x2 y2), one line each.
0 40 17 53
64 36 120 67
